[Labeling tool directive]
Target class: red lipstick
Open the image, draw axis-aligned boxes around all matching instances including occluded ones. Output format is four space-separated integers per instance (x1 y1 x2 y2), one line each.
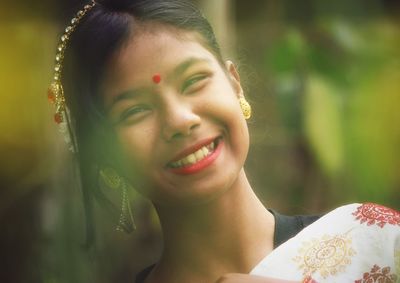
168 138 223 175
168 137 217 164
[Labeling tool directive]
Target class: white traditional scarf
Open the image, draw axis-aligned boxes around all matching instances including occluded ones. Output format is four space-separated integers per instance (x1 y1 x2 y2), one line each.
250 203 400 282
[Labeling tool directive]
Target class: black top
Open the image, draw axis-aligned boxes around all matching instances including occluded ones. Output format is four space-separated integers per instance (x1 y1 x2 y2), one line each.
135 210 320 283
271 210 321 248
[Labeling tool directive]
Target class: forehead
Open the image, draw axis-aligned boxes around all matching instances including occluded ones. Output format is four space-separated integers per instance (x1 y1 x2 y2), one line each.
101 28 219 95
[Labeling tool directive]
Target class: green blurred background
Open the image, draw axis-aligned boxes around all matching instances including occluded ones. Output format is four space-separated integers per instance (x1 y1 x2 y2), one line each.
1 0 399 282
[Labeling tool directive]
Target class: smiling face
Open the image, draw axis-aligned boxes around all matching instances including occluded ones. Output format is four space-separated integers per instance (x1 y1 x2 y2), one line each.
101 26 249 206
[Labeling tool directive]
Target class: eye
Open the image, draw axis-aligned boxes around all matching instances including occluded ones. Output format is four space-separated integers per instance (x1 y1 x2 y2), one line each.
181 74 209 94
117 105 150 124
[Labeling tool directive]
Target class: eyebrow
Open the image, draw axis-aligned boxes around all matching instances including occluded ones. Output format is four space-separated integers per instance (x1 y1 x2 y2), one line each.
108 56 211 111
172 56 211 78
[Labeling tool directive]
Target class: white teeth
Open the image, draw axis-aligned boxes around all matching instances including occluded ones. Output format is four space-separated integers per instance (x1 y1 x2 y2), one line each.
210 142 215 150
170 141 216 168
194 150 204 160
187 154 196 164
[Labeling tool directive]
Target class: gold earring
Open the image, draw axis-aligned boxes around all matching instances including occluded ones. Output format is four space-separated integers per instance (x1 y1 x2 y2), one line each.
99 167 136 233
239 96 252 119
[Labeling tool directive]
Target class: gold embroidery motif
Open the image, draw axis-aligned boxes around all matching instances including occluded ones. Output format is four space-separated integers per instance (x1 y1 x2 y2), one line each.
293 233 356 279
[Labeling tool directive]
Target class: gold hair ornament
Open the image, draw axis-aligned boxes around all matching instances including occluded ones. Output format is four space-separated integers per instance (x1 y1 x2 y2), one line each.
47 0 97 152
239 96 252 120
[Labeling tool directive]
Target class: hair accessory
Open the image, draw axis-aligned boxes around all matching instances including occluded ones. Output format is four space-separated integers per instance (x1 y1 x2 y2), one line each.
99 167 136 233
239 95 252 119
152 74 162 84
47 0 96 152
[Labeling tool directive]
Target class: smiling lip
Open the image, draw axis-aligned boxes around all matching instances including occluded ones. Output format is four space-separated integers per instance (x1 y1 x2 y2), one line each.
167 137 223 175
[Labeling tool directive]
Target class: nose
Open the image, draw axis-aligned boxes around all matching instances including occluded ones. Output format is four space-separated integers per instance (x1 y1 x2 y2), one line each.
161 99 201 141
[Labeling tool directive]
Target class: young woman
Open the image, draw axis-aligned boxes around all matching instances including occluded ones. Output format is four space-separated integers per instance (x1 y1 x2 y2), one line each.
47 0 400 282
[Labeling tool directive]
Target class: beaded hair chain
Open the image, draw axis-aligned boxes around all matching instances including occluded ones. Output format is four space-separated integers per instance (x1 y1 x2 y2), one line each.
47 1 96 152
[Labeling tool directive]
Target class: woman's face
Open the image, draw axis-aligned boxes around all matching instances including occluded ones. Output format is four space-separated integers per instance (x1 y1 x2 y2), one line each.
102 28 249 206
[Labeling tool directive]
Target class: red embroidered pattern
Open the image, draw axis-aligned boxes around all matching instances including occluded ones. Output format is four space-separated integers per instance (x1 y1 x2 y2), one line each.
302 275 318 283
354 265 398 283
352 203 400 228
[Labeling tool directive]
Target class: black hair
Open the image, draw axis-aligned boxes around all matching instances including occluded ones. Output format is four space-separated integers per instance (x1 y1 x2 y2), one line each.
61 0 224 246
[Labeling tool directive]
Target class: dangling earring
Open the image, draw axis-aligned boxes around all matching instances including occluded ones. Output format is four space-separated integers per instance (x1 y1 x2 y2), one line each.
99 167 136 233
239 95 252 119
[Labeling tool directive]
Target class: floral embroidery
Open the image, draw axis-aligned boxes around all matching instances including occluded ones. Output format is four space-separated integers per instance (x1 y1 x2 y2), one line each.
353 203 400 228
354 264 398 283
293 233 356 279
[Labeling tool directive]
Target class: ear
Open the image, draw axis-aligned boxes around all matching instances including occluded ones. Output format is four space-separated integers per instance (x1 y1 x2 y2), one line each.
225 60 243 97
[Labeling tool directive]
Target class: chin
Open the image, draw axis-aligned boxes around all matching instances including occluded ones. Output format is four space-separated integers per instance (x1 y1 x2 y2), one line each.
152 167 242 207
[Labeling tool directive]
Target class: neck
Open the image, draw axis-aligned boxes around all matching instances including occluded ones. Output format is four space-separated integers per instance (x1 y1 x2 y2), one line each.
150 169 275 283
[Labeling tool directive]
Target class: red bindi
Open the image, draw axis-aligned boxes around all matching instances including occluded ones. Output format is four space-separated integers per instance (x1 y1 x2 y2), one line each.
152 74 161 84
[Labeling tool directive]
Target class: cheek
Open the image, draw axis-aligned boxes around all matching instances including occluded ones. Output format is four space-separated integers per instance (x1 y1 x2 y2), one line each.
204 82 244 127
201 77 238 109
206 83 250 154
116 125 167 200
116 124 158 176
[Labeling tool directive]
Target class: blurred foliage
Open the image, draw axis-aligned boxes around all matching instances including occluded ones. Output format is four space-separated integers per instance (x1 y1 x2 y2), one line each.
263 19 400 205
